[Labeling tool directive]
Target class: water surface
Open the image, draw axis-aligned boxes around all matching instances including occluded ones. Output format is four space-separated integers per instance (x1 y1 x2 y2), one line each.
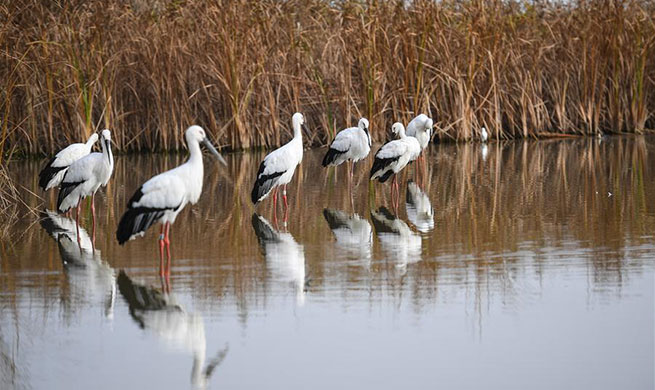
1 137 654 389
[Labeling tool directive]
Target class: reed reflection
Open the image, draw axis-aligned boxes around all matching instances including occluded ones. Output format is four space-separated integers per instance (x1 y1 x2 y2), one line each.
117 270 228 390
405 181 434 233
251 213 306 305
40 210 116 318
370 207 422 274
322 208 373 263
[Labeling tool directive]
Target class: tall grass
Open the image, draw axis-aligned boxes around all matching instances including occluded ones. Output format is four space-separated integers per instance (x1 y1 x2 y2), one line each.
1 0 653 156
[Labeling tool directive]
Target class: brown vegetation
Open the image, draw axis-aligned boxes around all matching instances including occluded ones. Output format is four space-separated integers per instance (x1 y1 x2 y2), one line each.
1 0 654 156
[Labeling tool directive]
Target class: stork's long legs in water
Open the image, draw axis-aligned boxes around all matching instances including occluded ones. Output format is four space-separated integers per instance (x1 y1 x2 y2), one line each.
283 184 289 223
91 193 96 248
75 196 82 244
158 222 172 278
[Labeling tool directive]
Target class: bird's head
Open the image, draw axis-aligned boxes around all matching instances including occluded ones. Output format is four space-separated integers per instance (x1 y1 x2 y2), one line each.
292 112 310 138
186 125 227 166
101 129 111 141
359 118 371 146
424 117 434 131
87 133 99 145
391 122 405 138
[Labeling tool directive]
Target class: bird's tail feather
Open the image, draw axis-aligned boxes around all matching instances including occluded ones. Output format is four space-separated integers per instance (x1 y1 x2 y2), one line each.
38 158 65 191
116 207 165 245
57 181 82 212
322 148 345 167
369 157 395 181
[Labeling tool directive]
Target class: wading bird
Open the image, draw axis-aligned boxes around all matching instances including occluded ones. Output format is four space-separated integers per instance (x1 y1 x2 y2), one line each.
322 118 371 184
115 126 226 276
57 129 114 242
251 112 307 221
480 126 488 143
369 123 421 207
405 114 433 153
406 114 433 183
39 133 99 191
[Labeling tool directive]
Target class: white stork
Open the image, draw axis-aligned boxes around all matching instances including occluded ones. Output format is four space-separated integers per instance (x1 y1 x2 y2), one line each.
369 122 421 205
251 112 307 220
405 114 433 152
115 125 226 275
39 133 98 191
322 118 371 183
480 126 488 143
57 129 114 241
406 114 433 182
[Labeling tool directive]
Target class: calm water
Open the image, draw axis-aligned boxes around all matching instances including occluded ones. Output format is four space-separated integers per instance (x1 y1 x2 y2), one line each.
1 137 654 389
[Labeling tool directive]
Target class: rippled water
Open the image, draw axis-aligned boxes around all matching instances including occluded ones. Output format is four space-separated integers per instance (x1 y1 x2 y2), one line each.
1 137 654 389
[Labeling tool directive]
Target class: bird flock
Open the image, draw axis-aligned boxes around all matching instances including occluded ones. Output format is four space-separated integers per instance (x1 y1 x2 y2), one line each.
39 113 488 275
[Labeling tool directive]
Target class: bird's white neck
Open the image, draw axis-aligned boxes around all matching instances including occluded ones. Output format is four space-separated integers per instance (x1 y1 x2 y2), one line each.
292 121 303 142
101 137 113 168
187 139 204 165
398 127 407 139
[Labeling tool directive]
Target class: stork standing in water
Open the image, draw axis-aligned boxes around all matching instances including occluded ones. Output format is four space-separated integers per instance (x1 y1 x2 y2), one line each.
39 133 99 191
57 129 114 243
405 114 433 184
115 126 226 277
251 112 307 222
322 118 371 186
369 123 421 209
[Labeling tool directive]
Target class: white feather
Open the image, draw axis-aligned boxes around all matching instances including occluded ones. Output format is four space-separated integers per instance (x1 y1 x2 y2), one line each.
406 114 433 150
58 130 114 213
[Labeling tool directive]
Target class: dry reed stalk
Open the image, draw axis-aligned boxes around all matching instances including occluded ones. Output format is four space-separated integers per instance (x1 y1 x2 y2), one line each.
0 0 653 157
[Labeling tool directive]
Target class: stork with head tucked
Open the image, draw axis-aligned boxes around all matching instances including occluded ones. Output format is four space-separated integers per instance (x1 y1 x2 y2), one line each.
405 114 433 152
57 129 114 242
322 118 371 184
115 126 226 276
39 133 98 191
251 112 307 221
369 122 421 207
406 114 433 182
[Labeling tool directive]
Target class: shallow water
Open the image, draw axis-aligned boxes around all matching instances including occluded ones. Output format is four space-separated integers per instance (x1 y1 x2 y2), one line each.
1 137 654 390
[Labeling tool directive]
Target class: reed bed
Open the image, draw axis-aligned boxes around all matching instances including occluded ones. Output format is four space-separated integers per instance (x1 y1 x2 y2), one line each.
1 0 654 156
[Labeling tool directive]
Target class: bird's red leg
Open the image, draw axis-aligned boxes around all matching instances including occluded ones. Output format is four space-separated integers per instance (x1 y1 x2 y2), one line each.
272 187 278 224
283 184 289 223
158 224 165 277
75 198 81 244
91 193 96 249
164 222 171 277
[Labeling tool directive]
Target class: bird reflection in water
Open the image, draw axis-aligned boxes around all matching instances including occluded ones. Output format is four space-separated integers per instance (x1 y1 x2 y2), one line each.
251 213 307 305
405 181 434 233
370 207 422 274
40 210 116 319
322 208 373 264
117 270 228 390
481 143 489 162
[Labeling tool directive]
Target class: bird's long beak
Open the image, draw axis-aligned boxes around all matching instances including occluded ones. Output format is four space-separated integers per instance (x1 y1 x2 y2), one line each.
202 138 227 166
301 124 310 138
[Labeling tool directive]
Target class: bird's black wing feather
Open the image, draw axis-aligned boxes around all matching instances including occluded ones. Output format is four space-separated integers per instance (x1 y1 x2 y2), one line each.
251 161 285 204
38 157 65 190
115 186 180 245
